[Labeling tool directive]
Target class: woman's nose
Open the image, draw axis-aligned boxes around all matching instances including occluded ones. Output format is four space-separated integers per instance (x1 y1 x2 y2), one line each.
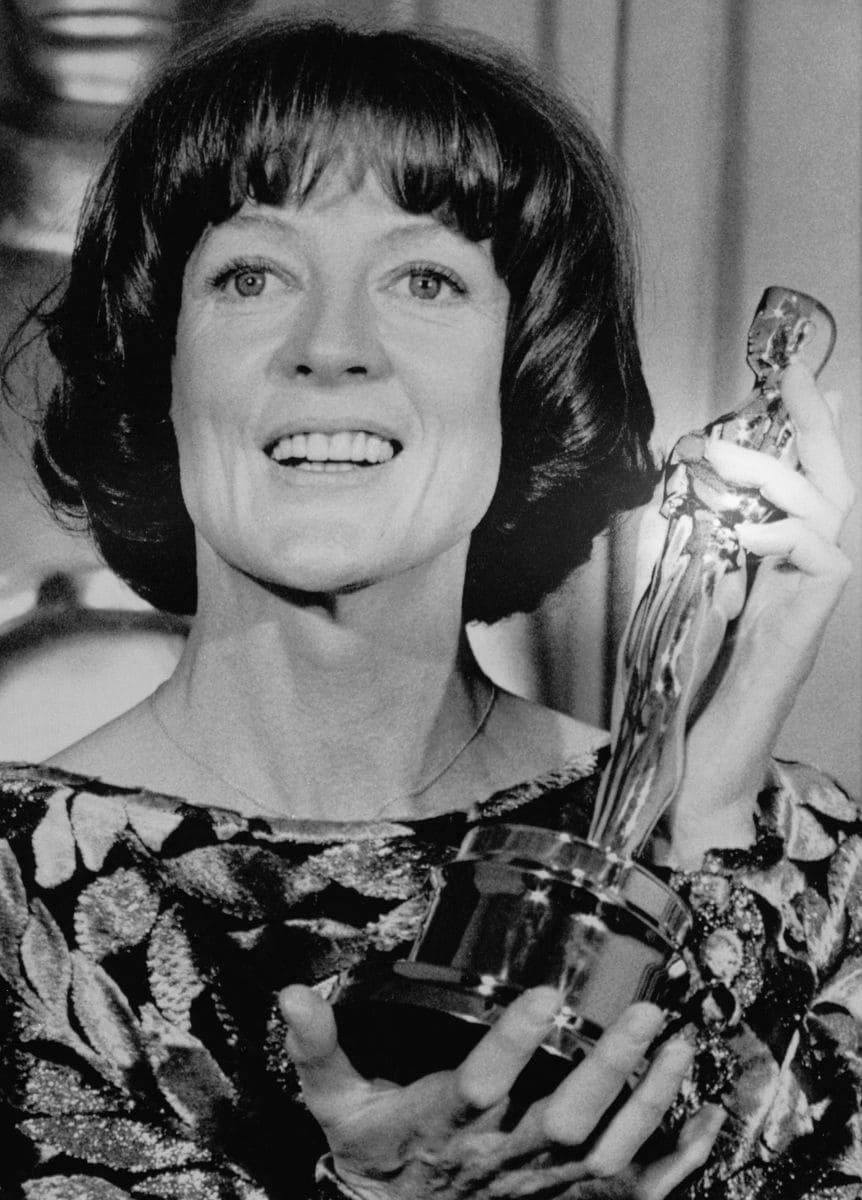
284 279 390 384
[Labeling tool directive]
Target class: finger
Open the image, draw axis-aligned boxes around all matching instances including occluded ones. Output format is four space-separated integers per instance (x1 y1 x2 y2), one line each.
279 985 368 1121
453 986 562 1114
540 1004 666 1146
704 439 842 541
781 363 855 515
633 499 670 607
581 1037 695 1177
737 519 852 587
782 362 834 438
634 1104 726 1200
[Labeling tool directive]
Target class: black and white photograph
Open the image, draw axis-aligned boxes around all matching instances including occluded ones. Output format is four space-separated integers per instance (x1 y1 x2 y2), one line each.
0 2 859 1197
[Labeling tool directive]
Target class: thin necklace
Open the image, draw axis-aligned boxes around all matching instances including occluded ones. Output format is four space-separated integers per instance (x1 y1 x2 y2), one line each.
145 683 497 822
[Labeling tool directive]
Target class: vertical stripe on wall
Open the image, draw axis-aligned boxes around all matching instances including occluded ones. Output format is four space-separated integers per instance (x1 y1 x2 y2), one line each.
735 0 861 785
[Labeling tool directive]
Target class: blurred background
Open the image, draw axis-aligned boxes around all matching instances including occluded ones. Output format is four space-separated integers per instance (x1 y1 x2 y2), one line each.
0 0 859 794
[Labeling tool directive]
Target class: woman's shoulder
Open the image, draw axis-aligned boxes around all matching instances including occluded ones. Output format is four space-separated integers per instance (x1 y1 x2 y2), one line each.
43 697 273 817
44 695 208 796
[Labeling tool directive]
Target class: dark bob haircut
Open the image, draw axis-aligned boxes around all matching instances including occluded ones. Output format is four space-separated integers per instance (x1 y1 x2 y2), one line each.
22 16 658 623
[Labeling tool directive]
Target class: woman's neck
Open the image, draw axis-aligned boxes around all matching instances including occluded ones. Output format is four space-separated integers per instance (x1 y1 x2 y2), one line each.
152 549 493 821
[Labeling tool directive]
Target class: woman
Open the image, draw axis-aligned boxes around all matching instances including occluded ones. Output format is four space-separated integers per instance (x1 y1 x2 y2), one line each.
0 17 857 1200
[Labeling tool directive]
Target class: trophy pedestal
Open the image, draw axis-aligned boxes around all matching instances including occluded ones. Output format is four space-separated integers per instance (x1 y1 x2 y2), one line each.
334 826 690 1098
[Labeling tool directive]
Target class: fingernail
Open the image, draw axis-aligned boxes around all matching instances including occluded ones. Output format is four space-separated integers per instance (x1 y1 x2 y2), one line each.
279 994 304 1057
670 1021 699 1046
524 986 562 1024
704 1103 728 1129
690 1103 727 1137
279 985 313 1026
624 1003 665 1039
736 523 769 553
279 989 319 1061
279 995 298 1029
656 1036 696 1071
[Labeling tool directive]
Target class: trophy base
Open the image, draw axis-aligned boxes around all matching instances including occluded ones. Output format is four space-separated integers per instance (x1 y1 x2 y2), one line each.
333 827 691 1107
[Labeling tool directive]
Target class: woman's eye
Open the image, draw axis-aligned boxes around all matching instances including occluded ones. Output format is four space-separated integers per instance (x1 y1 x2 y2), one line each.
232 268 268 297
398 266 466 303
207 259 288 300
409 271 444 301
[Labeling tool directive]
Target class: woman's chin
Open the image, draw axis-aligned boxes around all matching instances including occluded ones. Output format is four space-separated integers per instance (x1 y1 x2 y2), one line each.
201 529 472 609
242 562 388 606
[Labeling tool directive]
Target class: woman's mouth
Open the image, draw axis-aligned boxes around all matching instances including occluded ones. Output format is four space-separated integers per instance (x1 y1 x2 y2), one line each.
266 431 400 472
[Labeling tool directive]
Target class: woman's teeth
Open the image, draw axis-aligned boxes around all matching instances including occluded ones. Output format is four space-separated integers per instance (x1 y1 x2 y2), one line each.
269 431 396 470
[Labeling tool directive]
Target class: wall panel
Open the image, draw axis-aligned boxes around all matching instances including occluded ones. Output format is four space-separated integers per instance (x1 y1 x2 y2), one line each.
553 0 619 139
428 0 539 58
735 0 861 783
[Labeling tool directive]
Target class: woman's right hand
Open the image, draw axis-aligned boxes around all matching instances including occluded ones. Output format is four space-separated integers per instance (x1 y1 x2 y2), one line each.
280 986 725 1199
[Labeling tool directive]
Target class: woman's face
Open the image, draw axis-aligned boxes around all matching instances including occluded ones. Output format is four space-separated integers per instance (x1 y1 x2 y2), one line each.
171 172 509 599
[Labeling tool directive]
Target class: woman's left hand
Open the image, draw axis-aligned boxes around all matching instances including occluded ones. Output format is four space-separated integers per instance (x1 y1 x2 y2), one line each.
666 362 855 868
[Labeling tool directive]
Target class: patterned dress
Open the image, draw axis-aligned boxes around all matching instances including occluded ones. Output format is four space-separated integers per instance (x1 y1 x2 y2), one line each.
0 755 859 1199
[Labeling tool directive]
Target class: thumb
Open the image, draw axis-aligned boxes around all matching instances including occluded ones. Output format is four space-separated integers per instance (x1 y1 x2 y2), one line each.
279 984 338 1064
279 985 366 1120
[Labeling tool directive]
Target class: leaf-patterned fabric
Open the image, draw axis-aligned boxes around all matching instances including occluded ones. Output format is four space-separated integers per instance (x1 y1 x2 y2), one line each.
0 758 859 1199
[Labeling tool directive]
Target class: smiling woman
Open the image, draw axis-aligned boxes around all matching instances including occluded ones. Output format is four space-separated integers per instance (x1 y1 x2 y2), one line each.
0 14 858 1200
170 177 508 601
30 16 654 625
